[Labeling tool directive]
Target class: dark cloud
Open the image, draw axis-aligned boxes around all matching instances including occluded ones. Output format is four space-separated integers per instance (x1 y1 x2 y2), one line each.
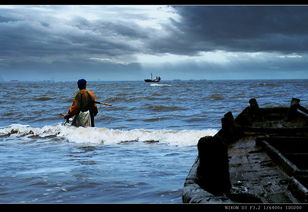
0 15 17 23
1 6 308 80
151 6 308 55
4 6 308 64
70 16 151 40
0 9 151 65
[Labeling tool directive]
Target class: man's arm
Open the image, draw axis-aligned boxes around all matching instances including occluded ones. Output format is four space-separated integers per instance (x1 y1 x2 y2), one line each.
64 93 81 119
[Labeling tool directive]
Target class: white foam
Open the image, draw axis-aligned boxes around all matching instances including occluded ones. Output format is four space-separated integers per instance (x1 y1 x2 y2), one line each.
150 83 171 87
0 124 218 147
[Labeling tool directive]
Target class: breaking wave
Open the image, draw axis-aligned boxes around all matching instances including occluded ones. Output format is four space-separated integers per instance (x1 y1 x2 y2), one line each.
0 124 217 147
150 83 171 87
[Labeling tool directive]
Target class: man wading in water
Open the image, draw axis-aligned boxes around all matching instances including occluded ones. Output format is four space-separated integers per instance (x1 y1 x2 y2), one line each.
63 79 111 127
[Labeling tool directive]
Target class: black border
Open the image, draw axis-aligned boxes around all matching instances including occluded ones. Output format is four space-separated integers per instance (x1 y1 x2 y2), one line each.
1 2 308 209
1 0 308 5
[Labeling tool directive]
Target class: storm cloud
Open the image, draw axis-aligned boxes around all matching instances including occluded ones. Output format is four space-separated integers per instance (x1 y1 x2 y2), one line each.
0 5 308 81
155 6 308 55
0 9 152 64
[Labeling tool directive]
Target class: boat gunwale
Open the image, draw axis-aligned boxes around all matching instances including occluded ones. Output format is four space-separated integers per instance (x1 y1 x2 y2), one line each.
183 98 308 203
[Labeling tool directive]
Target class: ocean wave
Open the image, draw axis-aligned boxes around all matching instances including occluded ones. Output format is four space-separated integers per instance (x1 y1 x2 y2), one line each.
105 96 140 103
0 124 217 147
144 104 186 112
143 96 171 101
143 117 169 122
34 97 55 101
150 83 171 87
258 82 279 87
249 82 280 89
2 112 15 116
209 94 224 101
184 117 206 123
105 96 128 102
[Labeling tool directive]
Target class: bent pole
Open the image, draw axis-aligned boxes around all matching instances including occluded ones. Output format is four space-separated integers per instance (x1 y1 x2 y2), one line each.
94 101 112 106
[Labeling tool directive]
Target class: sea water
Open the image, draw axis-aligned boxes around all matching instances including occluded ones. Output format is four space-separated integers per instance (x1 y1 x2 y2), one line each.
0 80 307 203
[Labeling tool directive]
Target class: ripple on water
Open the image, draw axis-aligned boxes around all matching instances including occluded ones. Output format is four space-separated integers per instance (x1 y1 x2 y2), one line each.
144 104 186 112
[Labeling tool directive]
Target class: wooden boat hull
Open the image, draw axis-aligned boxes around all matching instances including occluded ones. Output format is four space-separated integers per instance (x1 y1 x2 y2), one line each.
183 98 308 203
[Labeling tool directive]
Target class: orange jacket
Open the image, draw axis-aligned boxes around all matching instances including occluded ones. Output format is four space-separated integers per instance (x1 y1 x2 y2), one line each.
66 89 98 118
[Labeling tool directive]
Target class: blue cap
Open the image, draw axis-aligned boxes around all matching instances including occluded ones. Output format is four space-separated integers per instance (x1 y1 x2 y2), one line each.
77 79 87 88
77 79 87 85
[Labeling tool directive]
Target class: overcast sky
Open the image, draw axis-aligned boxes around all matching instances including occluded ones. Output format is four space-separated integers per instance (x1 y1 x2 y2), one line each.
1 5 308 81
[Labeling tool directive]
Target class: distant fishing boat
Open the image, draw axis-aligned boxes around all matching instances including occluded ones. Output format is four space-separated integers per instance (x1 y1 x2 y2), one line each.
144 73 161 82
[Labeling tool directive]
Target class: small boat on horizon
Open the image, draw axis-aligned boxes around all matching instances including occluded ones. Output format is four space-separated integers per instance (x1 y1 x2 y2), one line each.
144 74 161 82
